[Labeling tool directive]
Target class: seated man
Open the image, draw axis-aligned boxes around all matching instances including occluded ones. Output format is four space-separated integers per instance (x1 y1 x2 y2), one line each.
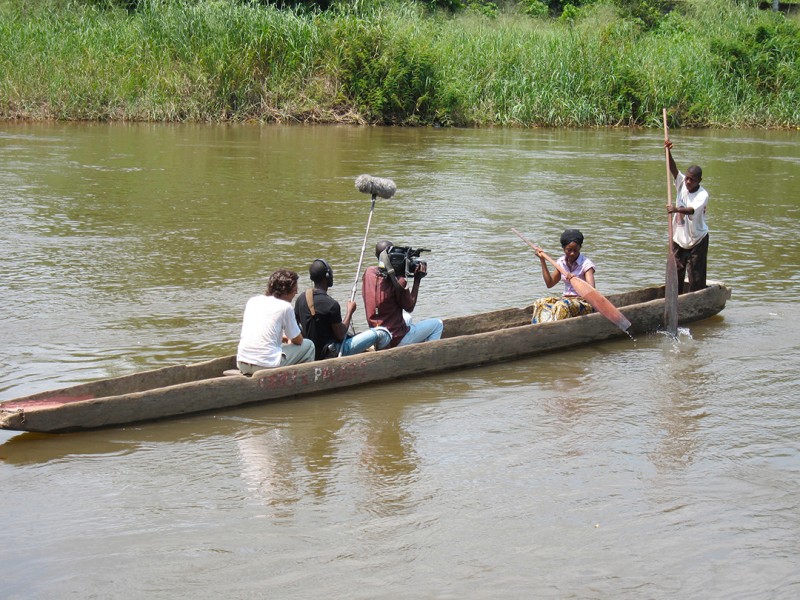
236 269 315 375
362 240 443 349
295 258 391 359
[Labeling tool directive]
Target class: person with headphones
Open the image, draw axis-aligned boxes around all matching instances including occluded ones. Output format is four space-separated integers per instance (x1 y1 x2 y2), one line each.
362 241 443 349
295 258 392 360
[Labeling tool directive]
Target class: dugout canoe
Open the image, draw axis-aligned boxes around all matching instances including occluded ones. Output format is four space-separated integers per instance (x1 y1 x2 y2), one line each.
0 281 730 433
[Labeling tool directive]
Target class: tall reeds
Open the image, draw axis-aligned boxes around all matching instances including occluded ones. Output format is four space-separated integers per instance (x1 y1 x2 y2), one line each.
0 0 797 126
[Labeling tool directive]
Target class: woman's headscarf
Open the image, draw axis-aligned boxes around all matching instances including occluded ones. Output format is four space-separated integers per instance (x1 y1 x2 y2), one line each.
560 229 584 248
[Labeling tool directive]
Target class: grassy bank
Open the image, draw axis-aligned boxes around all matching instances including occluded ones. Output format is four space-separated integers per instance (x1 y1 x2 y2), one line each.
0 0 798 127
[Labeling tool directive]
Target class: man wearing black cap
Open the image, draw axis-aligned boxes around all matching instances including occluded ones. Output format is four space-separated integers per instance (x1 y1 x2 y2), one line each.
362 241 443 349
295 258 391 360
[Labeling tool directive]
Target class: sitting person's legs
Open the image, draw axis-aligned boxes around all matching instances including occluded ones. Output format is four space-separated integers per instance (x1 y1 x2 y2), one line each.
280 339 315 365
342 328 393 355
532 297 593 323
398 318 443 346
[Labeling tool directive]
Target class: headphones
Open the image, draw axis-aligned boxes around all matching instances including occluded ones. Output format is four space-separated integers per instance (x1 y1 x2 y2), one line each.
313 258 334 287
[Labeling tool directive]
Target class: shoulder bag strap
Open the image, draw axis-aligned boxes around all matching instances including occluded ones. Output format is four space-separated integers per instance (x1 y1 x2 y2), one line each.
305 288 316 316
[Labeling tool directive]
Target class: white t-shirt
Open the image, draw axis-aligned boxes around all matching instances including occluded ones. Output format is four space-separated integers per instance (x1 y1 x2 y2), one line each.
237 295 301 368
673 172 709 249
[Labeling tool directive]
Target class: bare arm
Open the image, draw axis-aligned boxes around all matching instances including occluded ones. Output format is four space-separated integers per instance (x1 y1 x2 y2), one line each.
535 248 561 288
665 139 678 179
664 138 694 218
287 333 304 345
583 268 595 288
667 205 695 215
400 262 427 312
332 301 357 341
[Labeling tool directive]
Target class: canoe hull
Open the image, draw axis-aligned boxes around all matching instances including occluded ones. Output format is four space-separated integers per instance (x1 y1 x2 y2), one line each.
0 283 730 432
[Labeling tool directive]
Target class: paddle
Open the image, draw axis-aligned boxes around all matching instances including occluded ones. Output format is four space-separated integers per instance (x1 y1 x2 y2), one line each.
511 228 631 333
663 108 679 337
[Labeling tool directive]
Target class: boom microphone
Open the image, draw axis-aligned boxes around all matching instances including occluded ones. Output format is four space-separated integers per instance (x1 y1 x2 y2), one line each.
355 174 396 199
340 175 395 357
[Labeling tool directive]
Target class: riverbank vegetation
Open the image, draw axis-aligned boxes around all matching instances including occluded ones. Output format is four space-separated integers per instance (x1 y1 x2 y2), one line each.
0 0 798 127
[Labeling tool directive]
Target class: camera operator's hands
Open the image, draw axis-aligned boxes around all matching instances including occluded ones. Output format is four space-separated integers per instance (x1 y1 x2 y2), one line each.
414 261 428 279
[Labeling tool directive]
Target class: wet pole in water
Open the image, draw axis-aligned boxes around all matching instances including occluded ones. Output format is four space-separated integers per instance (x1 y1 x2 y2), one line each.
339 175 397 357
663 108 680 338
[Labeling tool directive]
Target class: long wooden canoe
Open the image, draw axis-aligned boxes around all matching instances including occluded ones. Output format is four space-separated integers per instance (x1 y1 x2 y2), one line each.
0 282 730 433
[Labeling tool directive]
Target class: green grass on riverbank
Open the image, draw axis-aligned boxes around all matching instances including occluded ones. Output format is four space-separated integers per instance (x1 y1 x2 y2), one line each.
0 0 798 127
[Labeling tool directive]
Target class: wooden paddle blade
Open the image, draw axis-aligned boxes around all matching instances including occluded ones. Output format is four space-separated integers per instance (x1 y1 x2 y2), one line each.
664 252 679 336
570 277 632 333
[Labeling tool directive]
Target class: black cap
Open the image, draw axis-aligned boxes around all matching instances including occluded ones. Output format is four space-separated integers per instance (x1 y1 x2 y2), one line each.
560 229 584 247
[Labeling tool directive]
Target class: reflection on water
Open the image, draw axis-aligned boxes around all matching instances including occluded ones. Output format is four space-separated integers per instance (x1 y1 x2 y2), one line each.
1 123 800 599
235 396 420 520
0 431 136 465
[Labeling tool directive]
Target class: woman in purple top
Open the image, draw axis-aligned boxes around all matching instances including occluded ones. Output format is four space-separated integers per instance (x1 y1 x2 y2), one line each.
530 229 596 323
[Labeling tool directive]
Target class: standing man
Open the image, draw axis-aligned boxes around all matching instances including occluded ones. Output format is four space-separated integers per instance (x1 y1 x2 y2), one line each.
362 240 443 349
665 139 710 293
295 258 391 359
236 269 315 375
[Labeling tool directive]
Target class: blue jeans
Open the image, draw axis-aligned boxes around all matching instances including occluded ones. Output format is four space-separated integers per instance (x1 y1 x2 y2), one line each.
337 327 392 356
398 317 444 346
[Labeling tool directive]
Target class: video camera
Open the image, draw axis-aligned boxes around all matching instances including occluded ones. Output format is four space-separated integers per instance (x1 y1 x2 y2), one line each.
385 245 430 279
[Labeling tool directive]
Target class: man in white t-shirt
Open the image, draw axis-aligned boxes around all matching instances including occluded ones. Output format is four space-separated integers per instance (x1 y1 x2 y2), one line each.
236 269 315 375
665 139 710 293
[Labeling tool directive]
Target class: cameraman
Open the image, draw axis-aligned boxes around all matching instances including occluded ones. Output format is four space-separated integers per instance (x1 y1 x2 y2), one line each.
362 240 443 349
